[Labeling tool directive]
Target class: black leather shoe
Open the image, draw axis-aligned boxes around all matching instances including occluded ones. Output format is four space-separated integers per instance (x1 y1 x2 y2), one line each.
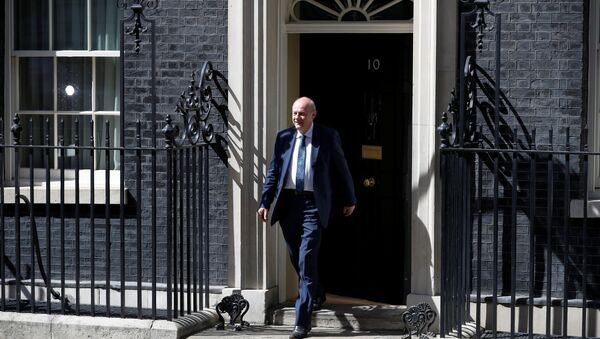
289 325 310 339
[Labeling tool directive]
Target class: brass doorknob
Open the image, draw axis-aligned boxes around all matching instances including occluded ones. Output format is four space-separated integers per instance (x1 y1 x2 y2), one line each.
363 177 376 188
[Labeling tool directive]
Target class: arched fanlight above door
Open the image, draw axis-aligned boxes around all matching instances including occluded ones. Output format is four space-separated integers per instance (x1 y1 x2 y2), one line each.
288 0 414 22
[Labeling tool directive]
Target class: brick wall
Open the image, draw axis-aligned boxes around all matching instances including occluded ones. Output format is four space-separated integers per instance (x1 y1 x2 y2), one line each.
121 0 229 285
2 0 229 289
477 0 584 146
0 1 3 118
468 0 600 299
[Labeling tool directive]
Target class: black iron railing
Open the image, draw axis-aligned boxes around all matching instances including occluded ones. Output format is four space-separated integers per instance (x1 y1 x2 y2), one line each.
440 130 600 339
439 1 596 338
0 61 227 321
0 0 228 321
0 125 209 320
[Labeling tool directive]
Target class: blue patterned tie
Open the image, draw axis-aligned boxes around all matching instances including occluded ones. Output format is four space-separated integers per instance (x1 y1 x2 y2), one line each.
296 135 307 192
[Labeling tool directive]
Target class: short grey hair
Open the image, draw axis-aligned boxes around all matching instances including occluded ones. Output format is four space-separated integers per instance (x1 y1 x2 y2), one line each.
299 97 317 112
307 98 316 112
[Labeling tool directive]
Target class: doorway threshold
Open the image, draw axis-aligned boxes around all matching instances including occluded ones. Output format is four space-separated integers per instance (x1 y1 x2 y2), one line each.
323 293 388 306
269 294 407 331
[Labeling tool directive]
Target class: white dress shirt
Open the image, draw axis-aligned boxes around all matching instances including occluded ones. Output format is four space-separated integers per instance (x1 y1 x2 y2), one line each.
284 125 314 192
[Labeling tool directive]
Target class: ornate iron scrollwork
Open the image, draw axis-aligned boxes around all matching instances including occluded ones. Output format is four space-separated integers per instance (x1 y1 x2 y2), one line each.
289 0 414 22
439 1 500 148
459 0 498 52
117 0 160 54
438 90 458 149
215 293 250 331
401 303 437 339
463 56 479 145
438 56 479 148
164 62 216 147
118 0 159 9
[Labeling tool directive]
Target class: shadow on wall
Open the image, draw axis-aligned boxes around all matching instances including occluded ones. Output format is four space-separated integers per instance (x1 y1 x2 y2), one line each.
410 153 436 297
459 54 598 301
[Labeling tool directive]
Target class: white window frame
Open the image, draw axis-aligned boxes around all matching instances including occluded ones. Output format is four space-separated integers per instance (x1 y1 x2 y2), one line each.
4 0 123 203
286 0 413 33
589 0 600 192
570 1 600 217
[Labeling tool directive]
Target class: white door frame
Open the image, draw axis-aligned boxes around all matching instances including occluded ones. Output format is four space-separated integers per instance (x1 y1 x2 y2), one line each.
227 1 454 320
278 10 413 301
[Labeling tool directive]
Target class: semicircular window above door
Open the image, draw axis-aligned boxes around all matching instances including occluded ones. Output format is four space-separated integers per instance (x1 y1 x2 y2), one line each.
289 0 413 22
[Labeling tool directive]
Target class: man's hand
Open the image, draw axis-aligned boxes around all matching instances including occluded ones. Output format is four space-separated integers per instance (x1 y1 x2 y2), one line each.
342 205 355 217
257 207 269 222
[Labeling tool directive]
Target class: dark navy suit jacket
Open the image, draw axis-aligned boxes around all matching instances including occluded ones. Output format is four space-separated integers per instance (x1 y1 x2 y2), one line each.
260 124 357 227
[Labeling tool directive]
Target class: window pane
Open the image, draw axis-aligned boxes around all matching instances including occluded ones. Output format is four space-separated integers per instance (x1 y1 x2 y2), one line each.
54 0 87 50
293 1 339 21
369 0 413 20
15 0 49 50
58 58 92 111
92 0 120 50
58 115 93 169
292 0 414 21
19 115 54 168
95 115 120 170
19 58 53 111
96 58 120 111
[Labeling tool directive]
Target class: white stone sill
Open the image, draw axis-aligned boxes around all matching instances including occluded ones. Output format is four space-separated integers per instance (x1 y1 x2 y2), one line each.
3 170 125 205
569 199 600 218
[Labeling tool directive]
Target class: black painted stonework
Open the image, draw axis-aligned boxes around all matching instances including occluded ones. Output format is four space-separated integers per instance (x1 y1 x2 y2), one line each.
120 0 229 286
2 1 229 287
0 1 4 117
476 0 584 146
471 0 600 300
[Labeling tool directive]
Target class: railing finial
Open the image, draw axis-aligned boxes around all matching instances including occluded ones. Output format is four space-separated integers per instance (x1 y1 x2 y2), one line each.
163 114 178 149
118 0 160 55
11 114 22 146
461 0 494 52
438 109 450 149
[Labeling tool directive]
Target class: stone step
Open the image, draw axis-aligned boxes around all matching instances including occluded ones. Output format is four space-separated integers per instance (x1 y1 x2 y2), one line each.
190 325 409 338
269 304 408 331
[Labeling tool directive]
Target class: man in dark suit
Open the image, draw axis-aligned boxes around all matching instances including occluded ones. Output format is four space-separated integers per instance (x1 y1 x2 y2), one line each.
258 97 356 339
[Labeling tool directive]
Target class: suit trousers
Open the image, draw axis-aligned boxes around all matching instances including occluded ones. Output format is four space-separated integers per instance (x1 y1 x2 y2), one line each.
279 190 323 329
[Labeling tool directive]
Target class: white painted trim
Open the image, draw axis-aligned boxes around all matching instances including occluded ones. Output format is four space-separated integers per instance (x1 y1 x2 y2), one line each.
226 0 246 290
92 56 96 114
410 0 438 297
471 302 600 337
8 1 120 172
280 6 416 304
5 0 15 180
228 0 446 311
48 0 53 51
588 0 600 190
12 51 120 57
288 0 413 23
433 0 457 295
87 0 92 51
570 199 600 218
277 0 290 304
285 21 413 33
4 169 128 205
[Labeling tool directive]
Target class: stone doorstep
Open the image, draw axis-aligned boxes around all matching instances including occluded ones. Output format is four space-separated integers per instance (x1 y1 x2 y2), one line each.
0 309 219 339
191 325 411 338
270 304 408 331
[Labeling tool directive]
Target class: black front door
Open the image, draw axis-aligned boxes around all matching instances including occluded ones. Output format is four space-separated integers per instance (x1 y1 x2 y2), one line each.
300 34 412 304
